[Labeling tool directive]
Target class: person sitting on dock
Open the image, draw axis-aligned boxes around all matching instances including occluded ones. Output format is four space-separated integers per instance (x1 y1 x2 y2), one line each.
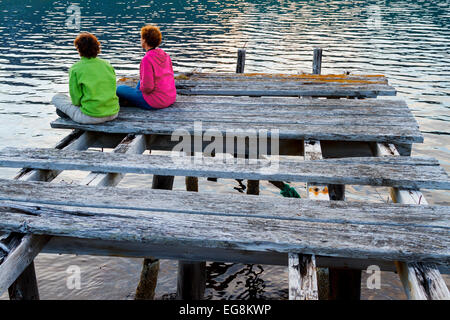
52 32 120 124
116 25 176 110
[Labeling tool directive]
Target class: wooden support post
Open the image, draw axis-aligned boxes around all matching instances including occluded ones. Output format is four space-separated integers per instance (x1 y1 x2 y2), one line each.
289 253 318 300
303 140 326 300
313 48 322 75
6 130 95 300
374 143 450 300
177 152 206 300
327 179 361 300
236 48 246 74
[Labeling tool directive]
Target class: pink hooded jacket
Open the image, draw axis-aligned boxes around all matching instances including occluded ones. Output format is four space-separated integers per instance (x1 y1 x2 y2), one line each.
139 48 177 109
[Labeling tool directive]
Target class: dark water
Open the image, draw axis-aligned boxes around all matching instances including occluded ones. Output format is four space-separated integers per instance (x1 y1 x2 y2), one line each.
0 0 449 299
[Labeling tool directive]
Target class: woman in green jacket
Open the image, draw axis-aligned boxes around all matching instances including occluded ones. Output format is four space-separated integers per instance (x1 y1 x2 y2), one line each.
52 32 119 124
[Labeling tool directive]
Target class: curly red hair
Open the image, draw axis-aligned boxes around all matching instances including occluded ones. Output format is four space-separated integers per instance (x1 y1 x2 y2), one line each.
141 25 162 48
74 32 101 58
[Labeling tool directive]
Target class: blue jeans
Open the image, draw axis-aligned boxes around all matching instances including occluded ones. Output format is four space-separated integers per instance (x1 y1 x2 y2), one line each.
116 81 154 110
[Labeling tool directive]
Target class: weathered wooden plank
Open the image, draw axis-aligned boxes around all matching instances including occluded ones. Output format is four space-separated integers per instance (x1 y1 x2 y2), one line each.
375 143 450 300
81 134 147 187
313 48 323 75
289 253 318 300
51 118 424 144
176 73 389 82
0 198 447 265
0 148 447 190
304 140 330 201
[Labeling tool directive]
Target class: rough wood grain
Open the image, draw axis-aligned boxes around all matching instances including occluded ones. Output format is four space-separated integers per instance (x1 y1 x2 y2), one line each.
0 148 447 190
375 143 450 300
289 253 318 300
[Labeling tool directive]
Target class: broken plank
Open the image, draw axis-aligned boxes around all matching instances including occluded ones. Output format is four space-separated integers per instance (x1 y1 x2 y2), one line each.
50 118 424 144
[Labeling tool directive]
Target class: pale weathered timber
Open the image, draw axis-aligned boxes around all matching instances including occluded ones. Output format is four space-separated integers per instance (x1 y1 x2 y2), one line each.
136 147 174 300
1 148 448 190
313 48 323 75
81 134 146 187
1 179 449 230
375 143 450 300
288 253 318 300
107 106 418 127
4 130 97 300
43 236 404 272
0 234 49 297
0 199 447 265
51 118 423 144
178 152 206 301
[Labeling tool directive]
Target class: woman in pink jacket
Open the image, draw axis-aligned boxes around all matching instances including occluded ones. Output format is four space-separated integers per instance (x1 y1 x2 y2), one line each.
117 25 176 109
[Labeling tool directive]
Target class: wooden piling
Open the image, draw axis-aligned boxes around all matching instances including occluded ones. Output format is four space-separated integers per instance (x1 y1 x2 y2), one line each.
8 263 39 300
313 48 322 75
177 153 206 300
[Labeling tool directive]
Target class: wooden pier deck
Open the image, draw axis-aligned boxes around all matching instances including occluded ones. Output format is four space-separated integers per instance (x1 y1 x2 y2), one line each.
0 52 448 300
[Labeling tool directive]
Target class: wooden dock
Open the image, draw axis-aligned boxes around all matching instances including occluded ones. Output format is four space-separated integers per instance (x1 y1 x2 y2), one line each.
0 50 448 300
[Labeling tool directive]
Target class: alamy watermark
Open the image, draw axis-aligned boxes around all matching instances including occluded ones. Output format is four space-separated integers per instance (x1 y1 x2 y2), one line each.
66 4 81 30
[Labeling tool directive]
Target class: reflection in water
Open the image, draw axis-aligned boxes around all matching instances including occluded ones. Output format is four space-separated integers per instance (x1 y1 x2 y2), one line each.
0 0 449 299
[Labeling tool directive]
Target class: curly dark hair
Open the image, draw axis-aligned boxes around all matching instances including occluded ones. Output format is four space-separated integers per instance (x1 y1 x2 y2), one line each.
74 32 101 58
141 25 162 48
